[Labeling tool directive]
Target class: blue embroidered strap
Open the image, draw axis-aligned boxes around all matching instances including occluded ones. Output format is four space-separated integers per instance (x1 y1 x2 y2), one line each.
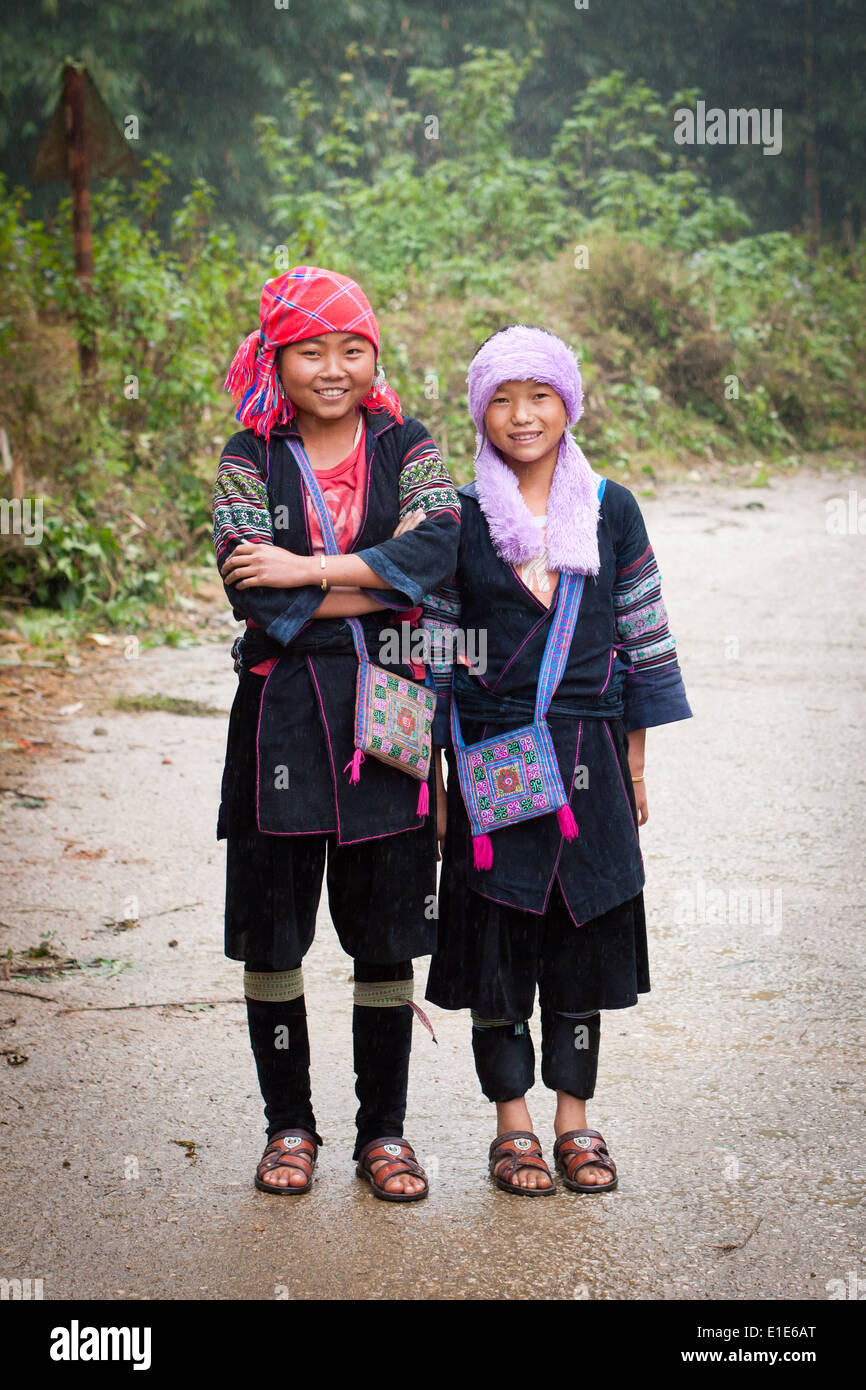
451 477 606 753
533 570 584 722
284 436 368 666
449 585 580 752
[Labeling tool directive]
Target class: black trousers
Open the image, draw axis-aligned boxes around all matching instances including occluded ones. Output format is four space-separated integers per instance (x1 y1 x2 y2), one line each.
472 1008 601 1103
245 958 414 1159
221 672 437 969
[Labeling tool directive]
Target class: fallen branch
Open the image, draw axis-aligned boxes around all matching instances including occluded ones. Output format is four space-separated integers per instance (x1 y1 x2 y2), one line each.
145 901 203 921
715 1217 763 1253
58 997 244 1015
0 985 59 1003
0 906 78 914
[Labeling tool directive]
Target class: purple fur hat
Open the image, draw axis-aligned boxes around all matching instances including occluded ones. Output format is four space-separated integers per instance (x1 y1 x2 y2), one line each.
467 325 601 576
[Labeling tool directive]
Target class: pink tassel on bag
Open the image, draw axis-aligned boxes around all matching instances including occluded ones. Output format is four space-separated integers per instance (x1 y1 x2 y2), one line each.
416 781 429 816
557 803 579 840
473 833 494 870
344 749 366 784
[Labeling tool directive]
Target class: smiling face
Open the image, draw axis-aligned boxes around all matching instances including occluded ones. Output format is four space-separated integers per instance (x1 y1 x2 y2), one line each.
278 331 377 423
483 379 568 471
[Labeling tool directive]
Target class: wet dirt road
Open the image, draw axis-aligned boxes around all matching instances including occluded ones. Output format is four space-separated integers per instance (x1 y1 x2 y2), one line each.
1 471 864 1301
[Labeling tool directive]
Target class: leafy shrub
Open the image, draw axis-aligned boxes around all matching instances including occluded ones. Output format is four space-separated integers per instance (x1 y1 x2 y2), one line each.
0 54 862 620
0 163 266 614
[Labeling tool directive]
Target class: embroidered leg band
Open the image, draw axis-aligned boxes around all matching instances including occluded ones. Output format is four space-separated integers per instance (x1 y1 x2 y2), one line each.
353 978 414 1007
354 978 437 1044
471 1012 527 1036
243 967 304 1002
243 962 318 1140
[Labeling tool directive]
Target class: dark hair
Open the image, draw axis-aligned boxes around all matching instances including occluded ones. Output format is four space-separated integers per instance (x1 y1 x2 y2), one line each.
471 322 560 360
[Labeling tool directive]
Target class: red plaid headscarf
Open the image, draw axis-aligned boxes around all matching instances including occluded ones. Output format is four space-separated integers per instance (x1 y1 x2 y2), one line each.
224 265 403 438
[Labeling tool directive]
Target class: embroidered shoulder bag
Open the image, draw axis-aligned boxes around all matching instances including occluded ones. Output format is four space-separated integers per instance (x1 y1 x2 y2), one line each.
450 477 606 869
286 437 434 816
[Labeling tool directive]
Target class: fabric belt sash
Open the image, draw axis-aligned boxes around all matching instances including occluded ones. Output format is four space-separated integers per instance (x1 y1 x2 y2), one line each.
451 663 625 726
236 618 386 671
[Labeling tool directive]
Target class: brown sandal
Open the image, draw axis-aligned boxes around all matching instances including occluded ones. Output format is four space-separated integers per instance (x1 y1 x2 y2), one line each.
355 1136 429 1203
255 1128 318 1195
553 1128 618 1194
489 1131 555 1197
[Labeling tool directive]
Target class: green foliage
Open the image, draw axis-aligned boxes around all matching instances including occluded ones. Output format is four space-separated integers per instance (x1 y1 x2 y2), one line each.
688 234 866 443
551 72 752 249
0 163 267 614
386 221 863 479
0 54 863 623
255 53 761 308
259 48 570 299
3 1 863 243
0 495 162 611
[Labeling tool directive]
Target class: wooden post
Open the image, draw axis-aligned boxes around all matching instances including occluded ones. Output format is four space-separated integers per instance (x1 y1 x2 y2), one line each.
0 428 23 503
803 3 821 256
33 65 140 377
64 64 97 376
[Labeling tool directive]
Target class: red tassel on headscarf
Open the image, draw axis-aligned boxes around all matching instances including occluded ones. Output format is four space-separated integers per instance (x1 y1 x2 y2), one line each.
557 803 579 840
364 375 404 424
223 330 261 399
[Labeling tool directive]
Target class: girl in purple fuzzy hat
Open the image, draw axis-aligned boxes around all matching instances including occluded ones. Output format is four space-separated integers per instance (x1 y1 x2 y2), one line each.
425 324 692 1196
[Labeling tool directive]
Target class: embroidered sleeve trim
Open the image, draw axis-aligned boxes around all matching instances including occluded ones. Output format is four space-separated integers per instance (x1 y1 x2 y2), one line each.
398 437 460 522
613 548 679 673
420 580 462 699
213 450 272 564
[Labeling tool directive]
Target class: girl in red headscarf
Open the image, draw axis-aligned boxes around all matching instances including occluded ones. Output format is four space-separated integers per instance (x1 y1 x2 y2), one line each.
214 266 459 1201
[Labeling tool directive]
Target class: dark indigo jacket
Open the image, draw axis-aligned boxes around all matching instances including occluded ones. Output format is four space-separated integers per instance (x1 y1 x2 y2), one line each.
436 478 692 917
213 407 460 843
